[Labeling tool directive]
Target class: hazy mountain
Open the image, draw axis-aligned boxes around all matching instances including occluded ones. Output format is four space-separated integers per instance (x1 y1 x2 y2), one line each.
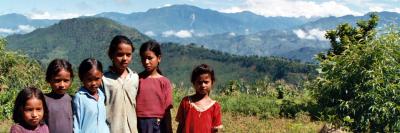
5 17 315 85
159 30 330 62
96 4 309 36
300 11 400 30
0 13 58 36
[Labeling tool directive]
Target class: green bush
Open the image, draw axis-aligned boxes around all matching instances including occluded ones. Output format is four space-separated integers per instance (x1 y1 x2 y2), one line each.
311 14 400 132
0 38 47 120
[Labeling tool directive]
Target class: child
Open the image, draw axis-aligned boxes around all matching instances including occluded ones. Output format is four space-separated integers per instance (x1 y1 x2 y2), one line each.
176 64 223 133
44 59 73 133
101 35 139 133
136 40 173 133
73 58 109 133
10 87 49 133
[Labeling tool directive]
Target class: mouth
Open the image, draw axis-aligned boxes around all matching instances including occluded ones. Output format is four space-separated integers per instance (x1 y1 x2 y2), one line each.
30 119 39 123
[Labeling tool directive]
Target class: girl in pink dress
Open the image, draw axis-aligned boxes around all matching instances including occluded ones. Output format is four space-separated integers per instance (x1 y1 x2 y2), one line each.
136 40 173 133
176 64 223 133
10 87 50 133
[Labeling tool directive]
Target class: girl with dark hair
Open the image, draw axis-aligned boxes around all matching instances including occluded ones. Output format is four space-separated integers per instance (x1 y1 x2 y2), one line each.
73 58 109 133
136 40 173 133
176 64 223 133
102 35 139 133
11 87 49 133
44 59 74 133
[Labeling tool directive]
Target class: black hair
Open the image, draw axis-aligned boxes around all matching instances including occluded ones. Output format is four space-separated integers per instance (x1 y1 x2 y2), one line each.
108 35 134 59
78 58 103 81
13 87 48 125
45 59 74 82
191 64 216 84
139 40 162 75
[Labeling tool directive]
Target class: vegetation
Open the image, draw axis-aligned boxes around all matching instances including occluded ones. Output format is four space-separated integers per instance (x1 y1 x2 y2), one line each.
2 13 399 132
311 13 400 132
0 38 47 120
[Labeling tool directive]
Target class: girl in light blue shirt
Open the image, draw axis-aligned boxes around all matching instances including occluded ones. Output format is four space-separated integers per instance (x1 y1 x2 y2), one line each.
73 58 109 133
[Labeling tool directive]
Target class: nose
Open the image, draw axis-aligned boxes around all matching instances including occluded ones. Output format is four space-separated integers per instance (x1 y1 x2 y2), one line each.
122 55 127 60
60 81 65 88
31 110 38 118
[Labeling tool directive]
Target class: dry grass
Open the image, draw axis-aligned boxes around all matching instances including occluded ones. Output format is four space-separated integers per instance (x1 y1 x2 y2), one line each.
171 107 323 133
0 108 323 133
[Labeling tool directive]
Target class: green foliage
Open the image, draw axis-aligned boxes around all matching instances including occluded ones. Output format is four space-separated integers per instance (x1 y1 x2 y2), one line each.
311 14 400 131
0 38 47 120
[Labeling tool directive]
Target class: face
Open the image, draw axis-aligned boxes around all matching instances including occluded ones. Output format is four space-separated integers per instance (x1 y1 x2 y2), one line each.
23 97 44 127
49 69 72 94
193 73 213 95
141 50 161 73
82 68 103 94
111 43 133 70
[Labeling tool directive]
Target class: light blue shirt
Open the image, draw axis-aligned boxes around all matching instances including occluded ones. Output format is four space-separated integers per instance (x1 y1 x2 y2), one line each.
73 87 110 133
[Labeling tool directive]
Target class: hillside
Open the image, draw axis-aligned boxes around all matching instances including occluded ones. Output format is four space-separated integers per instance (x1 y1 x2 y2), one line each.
162 30 330 62
5 17 316 86
6 17 150 65
96 4 308 36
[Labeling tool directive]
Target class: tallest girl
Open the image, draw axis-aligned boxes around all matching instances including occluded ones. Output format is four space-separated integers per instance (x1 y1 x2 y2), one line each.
102 35 139 133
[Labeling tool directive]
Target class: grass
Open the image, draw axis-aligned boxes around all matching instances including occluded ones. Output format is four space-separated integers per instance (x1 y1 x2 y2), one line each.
170 106 323 133
1 108 323 133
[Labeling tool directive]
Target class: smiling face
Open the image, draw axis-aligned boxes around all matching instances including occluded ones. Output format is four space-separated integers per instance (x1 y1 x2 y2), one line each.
82 68 103 94
49 69 72 95
193 73 213 95
23 97 44 127
111 43 133 71
140 50 161 74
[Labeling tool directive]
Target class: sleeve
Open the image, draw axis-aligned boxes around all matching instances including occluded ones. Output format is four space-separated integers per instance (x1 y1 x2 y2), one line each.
73 95 81 133
100 78 108 105
212 102 223 129
175 97 186 122
175 97 187 133
9 125 22 133
163 78 173 110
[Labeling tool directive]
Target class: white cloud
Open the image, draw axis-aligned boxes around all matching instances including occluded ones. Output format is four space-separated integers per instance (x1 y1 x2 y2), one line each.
26 9 92 19
369 6 384 12
0 28 14 34
158 4 172 8
219 0 362 18
162 30 193 38
389 8 400 13
293 28 326 41
144 31 156 36
18 25 36 33
229 32 236 36
175 30 193 38
219 6 244 13
162 30 176 37
0 25 36 34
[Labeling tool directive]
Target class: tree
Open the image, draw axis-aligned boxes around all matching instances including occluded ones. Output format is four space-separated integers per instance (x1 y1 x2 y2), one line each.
311 14 400 131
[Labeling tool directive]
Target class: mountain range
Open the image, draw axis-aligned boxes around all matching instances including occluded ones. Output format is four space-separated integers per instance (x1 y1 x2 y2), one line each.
5 17 315 86
1 5 400 62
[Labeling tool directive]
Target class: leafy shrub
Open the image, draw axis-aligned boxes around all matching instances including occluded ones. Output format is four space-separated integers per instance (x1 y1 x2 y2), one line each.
0 38 47 120
311 14 400 132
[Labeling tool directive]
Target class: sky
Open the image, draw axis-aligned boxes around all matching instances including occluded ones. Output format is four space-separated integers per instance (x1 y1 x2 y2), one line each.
0 0 399 19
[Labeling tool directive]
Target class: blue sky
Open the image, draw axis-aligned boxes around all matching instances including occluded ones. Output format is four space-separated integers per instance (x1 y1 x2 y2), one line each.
0 0 399 19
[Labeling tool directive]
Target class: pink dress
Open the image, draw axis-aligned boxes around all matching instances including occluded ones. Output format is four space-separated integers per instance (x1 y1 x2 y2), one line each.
10 123 49 133
176 96 223 133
